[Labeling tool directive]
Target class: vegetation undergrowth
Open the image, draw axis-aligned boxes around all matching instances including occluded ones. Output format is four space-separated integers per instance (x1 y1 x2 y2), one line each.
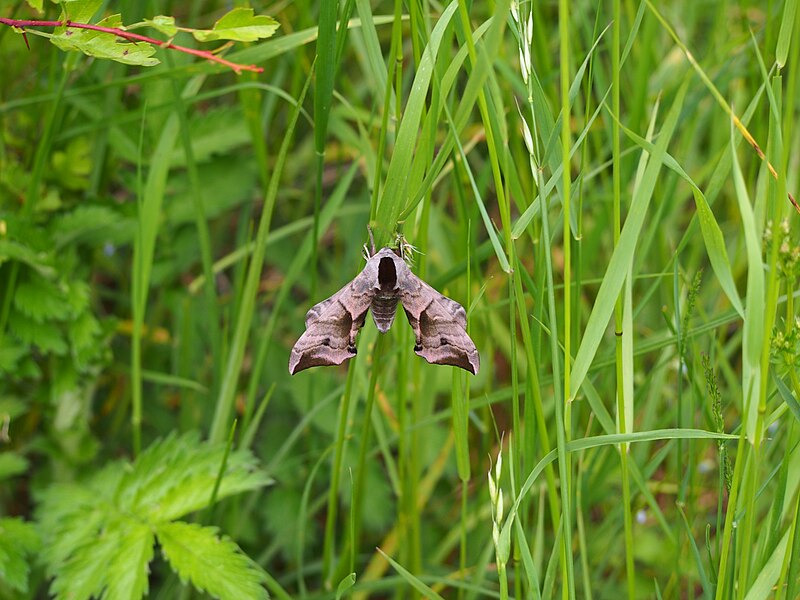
1 0 799 598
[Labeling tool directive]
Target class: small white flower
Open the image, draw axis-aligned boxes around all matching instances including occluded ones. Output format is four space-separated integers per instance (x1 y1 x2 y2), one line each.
496 488 504 523
521 118 534 156
526 12 533 45
519 47 529 83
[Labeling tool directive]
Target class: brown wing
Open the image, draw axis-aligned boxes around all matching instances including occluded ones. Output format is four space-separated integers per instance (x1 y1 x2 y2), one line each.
398 267 480 375
288 264 378 375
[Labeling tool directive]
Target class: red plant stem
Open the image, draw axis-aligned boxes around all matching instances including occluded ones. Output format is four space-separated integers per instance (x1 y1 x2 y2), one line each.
0 17 263 74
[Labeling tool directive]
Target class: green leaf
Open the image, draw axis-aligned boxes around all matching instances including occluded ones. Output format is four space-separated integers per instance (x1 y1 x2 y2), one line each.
744 531 789 600
57 0 103 24
157 522 267 600
335 573 357 599
10 311 68 355
0 452 29 481
0 517 40 593
25 0 43 14
144 15 177 37
192 8 279 43
14 275 70 322
51 14 160 67
104 522 154 600
0 240 56 277
36 433 269 599
377 548 446 600
51 136 92 191
773 373 800 425
48 514 119 599
115 433 270 521
53 205 134 248
730 124 764 444
677 506 713 599
569 80 688 399
776 0 798 67
613 116 745 319
374 0 460 240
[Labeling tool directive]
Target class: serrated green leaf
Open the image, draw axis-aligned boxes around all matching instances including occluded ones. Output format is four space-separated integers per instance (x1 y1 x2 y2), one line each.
144 15 177 37
0 452 29 481
69 312 102 367
192 7 279 43
157 522 267 600
155 470 272 522
49 515 118 599
26 0 43 13
37 433 268 599
37 483 105 572
0 518 40 593
14 275 69 322
10 311 68 355
53 205 135 248
104 522 154 600
116 433 269 520
52 14 160 67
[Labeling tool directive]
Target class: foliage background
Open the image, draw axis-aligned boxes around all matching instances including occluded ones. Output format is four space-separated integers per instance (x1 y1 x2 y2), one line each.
1 0 800 598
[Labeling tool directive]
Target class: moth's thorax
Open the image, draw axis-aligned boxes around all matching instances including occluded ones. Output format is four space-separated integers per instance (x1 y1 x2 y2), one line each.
377 255 398 290
372 254 400 332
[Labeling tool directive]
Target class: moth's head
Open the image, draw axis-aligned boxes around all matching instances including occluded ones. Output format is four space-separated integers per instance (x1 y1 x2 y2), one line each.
378 253 398 291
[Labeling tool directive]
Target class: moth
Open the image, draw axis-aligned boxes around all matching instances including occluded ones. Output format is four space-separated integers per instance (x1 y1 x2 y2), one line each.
289 240 479 375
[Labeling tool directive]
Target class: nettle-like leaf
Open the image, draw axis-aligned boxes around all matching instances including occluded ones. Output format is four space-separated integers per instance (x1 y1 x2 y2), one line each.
52 14 159 67
53 204 135 248
37 432 271 600
14 275 70 322
10 311 69 355
0 517 41 593
158 521 267 600
192 7 279 42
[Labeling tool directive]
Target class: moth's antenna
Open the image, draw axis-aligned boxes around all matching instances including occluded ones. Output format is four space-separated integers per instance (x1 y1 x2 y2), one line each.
363 225 376 261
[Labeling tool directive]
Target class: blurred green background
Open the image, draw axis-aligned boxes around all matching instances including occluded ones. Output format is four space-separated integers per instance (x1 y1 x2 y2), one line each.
1 0 800 598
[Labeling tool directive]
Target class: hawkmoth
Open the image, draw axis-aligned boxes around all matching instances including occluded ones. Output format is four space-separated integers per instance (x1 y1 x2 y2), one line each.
289 239 479 375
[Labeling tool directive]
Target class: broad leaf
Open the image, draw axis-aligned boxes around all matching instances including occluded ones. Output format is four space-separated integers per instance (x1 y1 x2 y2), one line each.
51 14 159 67
144 15 177 37
192 8 279 43
57 0 103 24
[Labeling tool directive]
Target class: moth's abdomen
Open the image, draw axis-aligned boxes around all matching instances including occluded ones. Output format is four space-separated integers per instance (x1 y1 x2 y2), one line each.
371 295 398 333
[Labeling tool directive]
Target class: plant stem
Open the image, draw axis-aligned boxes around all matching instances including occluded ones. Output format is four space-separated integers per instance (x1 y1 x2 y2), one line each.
0 17 263 73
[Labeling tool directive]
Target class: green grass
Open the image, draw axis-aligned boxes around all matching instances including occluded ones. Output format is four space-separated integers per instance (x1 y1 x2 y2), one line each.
1 0 800 598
